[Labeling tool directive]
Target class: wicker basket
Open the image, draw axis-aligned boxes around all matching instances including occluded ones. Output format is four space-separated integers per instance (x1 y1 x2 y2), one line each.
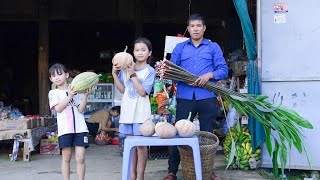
178 131 219 180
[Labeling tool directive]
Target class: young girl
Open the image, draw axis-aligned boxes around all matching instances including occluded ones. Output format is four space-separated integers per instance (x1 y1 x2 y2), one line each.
48 63 94 180
112 37 156 180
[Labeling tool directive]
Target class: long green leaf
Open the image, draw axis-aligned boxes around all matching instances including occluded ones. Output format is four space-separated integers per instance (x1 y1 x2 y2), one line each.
229 99 249 117
303 145 312 169
278 122 291 143
253 103 279 113
279 135 287 177
279 109 313 129
265 127 272 156
230 95 250 102
255 95 269 101
226 139 236 170
272 141 280 176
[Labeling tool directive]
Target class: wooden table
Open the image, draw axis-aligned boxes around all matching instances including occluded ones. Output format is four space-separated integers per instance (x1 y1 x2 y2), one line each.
0 124 57 161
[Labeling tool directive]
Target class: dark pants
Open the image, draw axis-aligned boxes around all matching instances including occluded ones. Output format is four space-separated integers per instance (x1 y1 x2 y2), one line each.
168 97 219 174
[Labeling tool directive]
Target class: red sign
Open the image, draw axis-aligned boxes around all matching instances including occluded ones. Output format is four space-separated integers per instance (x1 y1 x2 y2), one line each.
274 3 288 13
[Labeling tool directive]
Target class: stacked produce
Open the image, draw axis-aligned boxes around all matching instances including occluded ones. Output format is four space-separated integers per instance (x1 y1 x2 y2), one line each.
139 113 196 139
223 126 261 170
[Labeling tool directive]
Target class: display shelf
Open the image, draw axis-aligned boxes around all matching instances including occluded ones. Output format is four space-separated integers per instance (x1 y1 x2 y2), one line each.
84 83 114 118
87 99 113 103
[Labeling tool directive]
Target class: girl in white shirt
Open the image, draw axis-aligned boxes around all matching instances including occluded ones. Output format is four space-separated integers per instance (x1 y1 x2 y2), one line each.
113 37 156 180
48 63 93 180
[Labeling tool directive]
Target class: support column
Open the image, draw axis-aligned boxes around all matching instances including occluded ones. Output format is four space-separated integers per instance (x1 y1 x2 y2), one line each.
38 0 50 115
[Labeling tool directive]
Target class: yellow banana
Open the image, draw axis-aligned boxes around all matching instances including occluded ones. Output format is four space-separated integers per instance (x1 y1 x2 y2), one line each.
243 132 250 137
245 142 251 151
243 149 248 155
244 155 250 160
255 149 261 154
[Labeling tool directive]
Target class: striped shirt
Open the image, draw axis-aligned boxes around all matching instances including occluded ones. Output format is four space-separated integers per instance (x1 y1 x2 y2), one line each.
49 89 88 137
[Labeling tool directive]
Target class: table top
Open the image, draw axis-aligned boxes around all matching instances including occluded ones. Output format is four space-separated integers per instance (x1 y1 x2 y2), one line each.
127 135 197 140
125 135 199 146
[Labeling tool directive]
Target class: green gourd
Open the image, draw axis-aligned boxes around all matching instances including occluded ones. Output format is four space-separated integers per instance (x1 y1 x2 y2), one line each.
70 72 100 93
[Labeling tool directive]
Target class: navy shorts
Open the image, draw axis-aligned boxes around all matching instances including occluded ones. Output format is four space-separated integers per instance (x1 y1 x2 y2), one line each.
58 132 89 149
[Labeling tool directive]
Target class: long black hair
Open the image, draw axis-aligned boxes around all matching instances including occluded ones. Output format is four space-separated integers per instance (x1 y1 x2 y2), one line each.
133 37 153 64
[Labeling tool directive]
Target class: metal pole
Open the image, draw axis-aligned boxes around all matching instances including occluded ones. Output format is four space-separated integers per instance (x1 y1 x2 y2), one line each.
256 0 262 87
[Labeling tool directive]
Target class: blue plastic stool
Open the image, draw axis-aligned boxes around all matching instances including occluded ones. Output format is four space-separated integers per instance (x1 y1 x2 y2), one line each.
122 135 202 180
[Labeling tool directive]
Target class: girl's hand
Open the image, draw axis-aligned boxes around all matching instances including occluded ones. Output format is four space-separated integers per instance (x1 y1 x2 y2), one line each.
84 86 95 97
126 62 135 76
112 65 121 75
69 85 77 96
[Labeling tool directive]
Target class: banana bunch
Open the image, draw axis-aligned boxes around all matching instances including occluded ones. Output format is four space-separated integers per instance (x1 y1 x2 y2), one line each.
223 126 261 170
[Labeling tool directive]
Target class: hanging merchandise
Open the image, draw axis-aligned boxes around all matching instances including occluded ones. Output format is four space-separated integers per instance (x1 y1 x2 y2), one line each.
225 104 238 129
153 79 164 98
168 95 177 116
157 91 168 109
11 139 20 161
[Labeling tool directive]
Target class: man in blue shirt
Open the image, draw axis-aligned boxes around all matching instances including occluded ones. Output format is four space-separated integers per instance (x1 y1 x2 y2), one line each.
164 14 228 180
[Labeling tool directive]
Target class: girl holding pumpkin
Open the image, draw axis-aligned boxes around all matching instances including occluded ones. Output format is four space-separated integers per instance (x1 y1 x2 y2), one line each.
112 37 156 180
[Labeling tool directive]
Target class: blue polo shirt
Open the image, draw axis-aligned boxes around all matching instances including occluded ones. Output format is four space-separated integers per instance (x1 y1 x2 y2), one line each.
170 38 228 100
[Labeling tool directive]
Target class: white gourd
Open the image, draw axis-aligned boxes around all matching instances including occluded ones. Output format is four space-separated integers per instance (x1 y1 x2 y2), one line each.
139 119 155 136
155 121 165 132
175 112 196 137
155 120 177 139
112 46 134 70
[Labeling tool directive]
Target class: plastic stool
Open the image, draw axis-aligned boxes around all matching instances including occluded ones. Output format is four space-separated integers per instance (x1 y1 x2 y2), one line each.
122 135 202 180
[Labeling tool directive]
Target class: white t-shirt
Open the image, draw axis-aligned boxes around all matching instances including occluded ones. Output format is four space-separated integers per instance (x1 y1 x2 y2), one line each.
48 89 88 137
118 64 156 124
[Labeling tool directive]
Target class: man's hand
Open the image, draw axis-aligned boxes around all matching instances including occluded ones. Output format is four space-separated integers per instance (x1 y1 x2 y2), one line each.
188 82 196 87
194 72 214 87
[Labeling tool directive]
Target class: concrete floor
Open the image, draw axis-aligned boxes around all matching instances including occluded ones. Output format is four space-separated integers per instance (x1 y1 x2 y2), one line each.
0 144 266 180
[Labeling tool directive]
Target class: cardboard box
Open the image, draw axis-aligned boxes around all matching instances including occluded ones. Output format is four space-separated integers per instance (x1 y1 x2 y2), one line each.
0 119 33 130
0 118 47 130
40 117 53 127
35 118 41 128
40 139 60 155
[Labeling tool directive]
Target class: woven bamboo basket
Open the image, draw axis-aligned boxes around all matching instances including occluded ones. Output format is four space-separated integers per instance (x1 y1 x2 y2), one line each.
178 131 219 180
